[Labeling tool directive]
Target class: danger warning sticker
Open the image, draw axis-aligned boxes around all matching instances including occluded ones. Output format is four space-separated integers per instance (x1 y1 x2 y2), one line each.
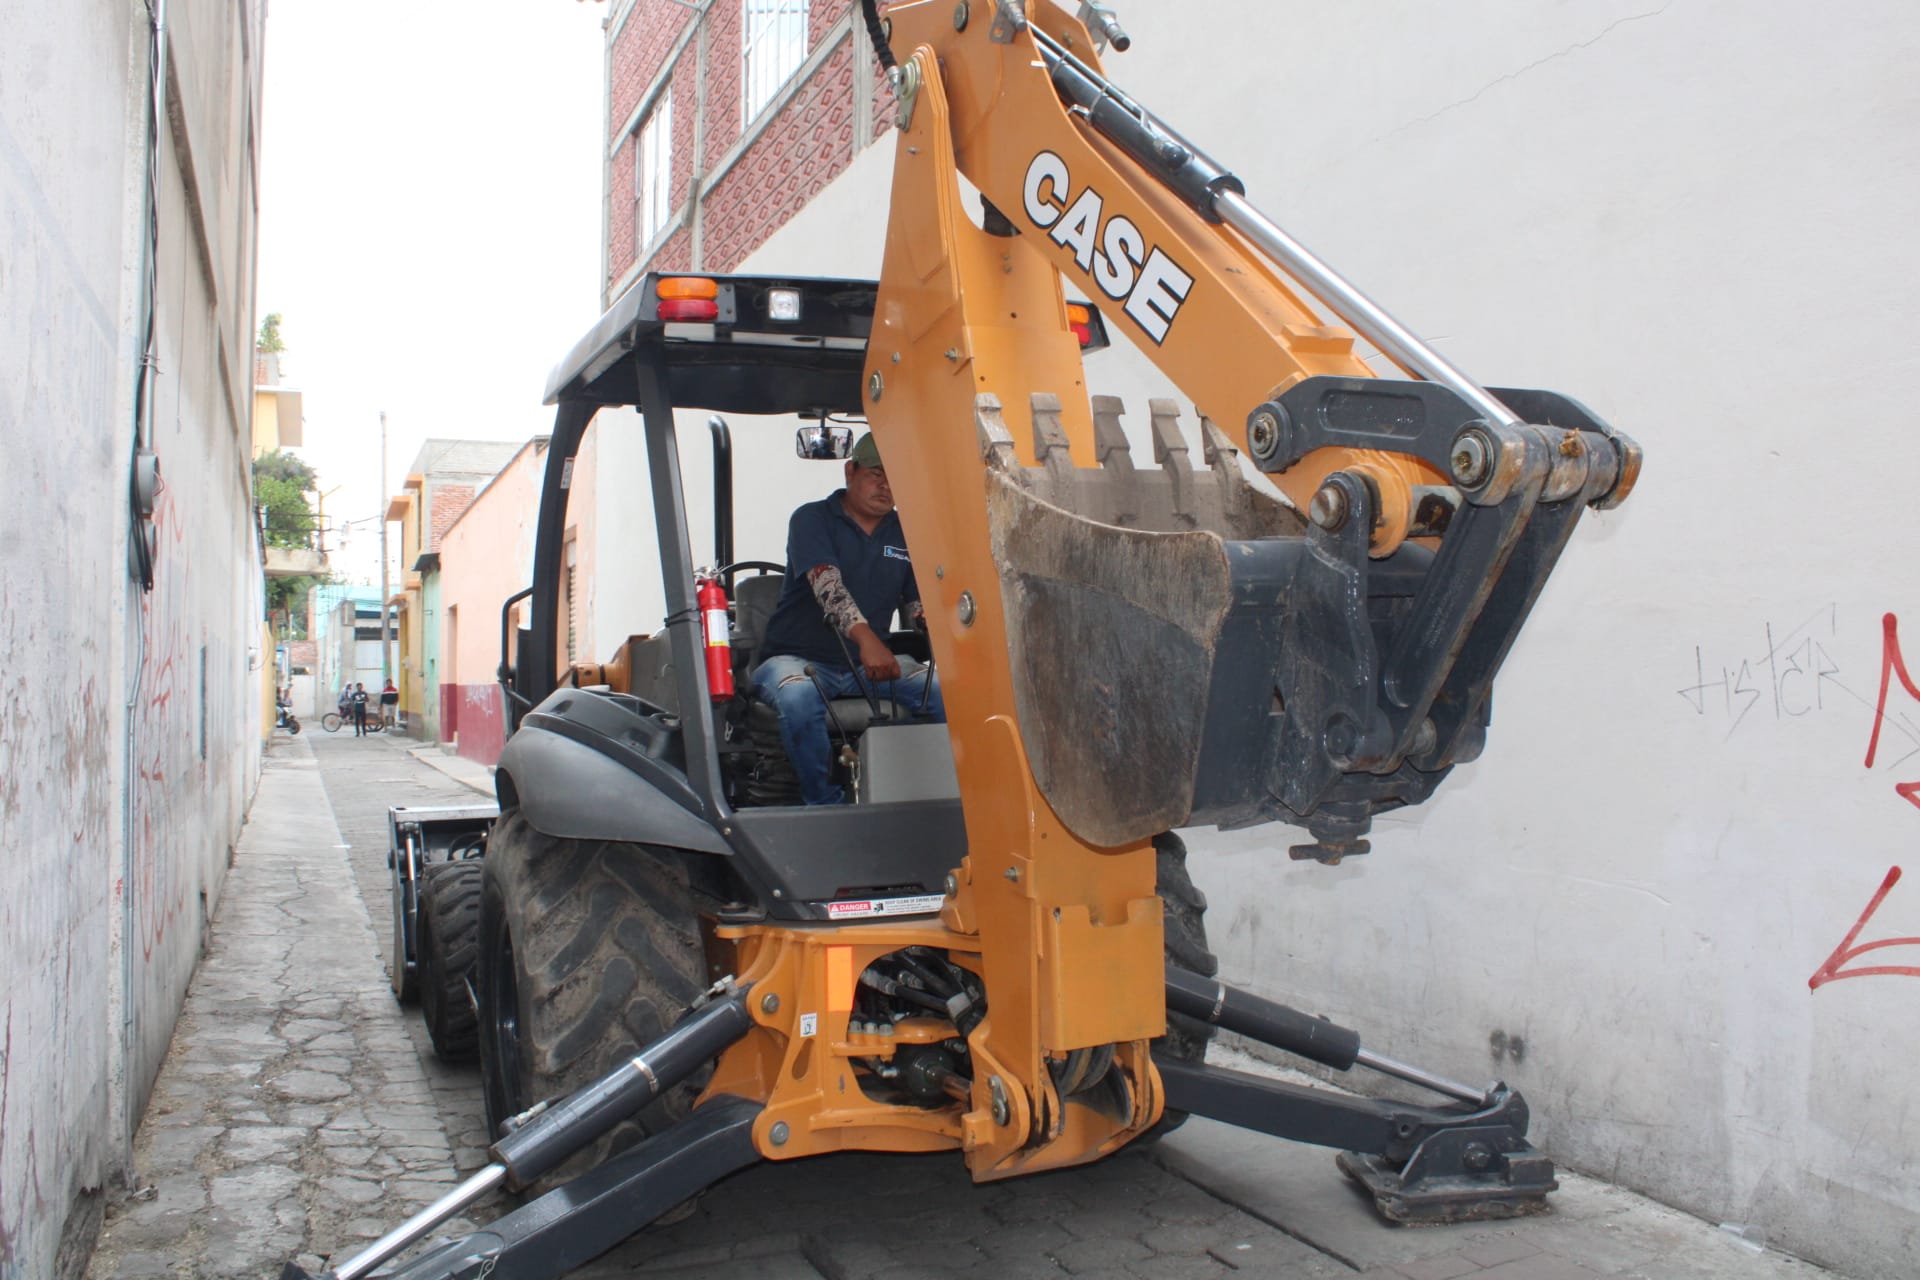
823 894 946 920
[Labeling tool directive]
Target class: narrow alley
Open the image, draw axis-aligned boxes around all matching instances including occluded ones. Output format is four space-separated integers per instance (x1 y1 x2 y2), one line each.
78 734 1840 1280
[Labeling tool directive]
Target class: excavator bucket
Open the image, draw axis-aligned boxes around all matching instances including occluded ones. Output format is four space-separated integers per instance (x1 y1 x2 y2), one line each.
984 381 1634 859
985 392 1301 848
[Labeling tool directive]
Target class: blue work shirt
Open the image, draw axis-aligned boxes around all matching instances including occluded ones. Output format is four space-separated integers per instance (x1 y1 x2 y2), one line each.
760 491 919 668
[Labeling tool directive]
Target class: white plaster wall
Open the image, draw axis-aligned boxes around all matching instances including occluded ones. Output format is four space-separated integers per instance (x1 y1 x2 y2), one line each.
0 1 265 1271
590 403 861 654
715 3 1920 1275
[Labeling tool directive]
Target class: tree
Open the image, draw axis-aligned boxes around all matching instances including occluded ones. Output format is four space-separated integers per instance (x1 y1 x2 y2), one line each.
254 448 317 492
258 312 285 354
253 448 327 638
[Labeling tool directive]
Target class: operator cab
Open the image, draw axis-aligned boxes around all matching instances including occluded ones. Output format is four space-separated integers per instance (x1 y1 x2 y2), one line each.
725 425 945 808
513 272 1110 812
495 272 1112 922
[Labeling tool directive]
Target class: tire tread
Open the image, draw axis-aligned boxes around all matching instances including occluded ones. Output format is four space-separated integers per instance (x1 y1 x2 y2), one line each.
420 860 483 1062
480 813 708 1188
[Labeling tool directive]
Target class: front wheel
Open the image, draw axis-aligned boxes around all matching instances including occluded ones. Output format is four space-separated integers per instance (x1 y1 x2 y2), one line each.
477 811 710 1186
420 860 482 1061
321 712 343 733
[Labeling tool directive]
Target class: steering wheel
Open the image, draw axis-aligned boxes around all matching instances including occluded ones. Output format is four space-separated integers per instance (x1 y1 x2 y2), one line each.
718 560 785 578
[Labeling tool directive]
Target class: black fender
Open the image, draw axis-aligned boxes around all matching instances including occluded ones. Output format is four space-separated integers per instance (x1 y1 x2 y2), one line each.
496 720 730 854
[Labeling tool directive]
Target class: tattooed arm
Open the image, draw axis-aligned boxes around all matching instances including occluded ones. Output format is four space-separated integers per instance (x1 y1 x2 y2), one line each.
806 565 868 637
807 565 900 681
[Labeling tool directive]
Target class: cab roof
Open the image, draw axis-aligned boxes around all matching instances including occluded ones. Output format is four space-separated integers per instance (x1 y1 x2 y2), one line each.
543 274 878 416
543 272 1110 416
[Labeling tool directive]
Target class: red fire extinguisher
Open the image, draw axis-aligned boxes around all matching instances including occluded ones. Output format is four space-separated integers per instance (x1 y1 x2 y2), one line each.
696 573 734 701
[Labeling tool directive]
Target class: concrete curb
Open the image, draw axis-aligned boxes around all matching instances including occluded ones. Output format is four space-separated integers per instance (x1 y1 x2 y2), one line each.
404 743 495 799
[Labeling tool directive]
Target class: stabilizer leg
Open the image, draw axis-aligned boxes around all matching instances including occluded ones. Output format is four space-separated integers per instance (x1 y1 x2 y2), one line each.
380 1098 763 1280
282 985 757 1280
1162 968 1555 1222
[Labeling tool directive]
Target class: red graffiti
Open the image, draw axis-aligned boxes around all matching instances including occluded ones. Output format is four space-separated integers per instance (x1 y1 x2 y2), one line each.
1808 613 1920 990
1864 612 1920 812
1808 867 1920 989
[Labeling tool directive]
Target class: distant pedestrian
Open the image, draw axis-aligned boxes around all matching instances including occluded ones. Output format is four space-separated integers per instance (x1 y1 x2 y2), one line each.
350 683 370 736
380 678 399 729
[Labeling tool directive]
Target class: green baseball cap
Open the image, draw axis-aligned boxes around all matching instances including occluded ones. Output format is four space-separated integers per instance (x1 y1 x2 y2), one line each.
850 432 883 469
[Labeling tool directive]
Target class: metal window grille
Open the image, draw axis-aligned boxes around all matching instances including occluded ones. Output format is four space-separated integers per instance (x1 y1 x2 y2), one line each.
636 89 673 253
743 0 808 126
565 538 579 663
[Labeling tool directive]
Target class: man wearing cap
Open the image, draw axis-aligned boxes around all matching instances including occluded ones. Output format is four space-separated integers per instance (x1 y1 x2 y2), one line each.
751 432 944 805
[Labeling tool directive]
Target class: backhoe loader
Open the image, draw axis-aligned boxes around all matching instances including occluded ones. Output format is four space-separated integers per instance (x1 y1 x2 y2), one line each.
287 2 1640 1276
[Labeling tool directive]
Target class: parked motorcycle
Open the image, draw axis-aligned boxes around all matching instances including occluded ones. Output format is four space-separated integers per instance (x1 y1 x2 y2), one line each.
276 704 301 735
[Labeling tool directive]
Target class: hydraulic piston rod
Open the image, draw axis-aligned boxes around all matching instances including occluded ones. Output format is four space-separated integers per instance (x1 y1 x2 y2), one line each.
1211 191 1521 429
301 985 755 1280
1033 24 1522 430
1166 966 1491 1107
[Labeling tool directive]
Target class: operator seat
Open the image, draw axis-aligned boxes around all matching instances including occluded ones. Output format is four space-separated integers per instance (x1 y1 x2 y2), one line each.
735 570 953 807
734 572 879 806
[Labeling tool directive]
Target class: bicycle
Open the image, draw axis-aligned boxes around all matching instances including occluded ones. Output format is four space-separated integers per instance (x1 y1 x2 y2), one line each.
321 705 389 733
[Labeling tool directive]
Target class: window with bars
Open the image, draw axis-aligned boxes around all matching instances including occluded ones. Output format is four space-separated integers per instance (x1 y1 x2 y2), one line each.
636 89 673 253
564 534 580 663
743 0 808 125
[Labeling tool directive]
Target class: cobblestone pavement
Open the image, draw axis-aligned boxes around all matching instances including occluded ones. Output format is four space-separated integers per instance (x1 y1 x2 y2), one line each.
85 732 1846 1280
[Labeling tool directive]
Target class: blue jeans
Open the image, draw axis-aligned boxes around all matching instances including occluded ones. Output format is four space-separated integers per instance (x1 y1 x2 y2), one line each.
751 654 945 805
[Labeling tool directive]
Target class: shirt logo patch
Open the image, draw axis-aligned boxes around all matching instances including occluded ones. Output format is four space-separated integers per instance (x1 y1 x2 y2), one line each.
884 546 910 562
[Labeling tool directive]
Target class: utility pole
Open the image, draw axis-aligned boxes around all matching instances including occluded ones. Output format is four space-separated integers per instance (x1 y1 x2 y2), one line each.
379 410 392 681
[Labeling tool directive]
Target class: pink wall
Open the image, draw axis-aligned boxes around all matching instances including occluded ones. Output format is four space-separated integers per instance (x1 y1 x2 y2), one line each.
436 438 545 765
434 420 610 765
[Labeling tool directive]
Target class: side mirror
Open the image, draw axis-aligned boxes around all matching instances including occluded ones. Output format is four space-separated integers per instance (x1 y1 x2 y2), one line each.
795 424 854 460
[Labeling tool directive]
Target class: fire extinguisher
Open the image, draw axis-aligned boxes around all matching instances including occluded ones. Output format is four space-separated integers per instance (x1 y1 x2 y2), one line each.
696 572 734 701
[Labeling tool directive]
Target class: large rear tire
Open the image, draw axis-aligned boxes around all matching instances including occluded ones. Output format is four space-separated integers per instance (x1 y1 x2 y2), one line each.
477 810 709 1185
1144 830 1216 1142
419 860 482 1062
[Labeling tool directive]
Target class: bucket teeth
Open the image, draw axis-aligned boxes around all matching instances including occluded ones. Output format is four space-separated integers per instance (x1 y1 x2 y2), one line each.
1030 392 1077 487
977 391 1301 540
1090 396 1134 476
1147 399 1194 523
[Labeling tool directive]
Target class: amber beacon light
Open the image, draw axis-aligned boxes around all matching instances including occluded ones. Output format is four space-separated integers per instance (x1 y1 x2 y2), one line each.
656 276 721 322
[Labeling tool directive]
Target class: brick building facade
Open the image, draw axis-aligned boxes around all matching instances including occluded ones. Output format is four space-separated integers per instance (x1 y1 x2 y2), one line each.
602 0 894 302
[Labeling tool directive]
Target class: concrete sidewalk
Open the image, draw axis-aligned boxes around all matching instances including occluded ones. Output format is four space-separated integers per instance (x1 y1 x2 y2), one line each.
86 735 485 1279
84 731 1847 1279
404 741 495 799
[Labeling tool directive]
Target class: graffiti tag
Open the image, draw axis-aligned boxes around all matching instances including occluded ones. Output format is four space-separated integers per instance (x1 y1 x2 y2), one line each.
1809 613 1920 990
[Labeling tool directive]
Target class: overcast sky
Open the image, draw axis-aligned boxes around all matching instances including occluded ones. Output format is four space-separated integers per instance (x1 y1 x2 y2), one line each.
256 0 610 586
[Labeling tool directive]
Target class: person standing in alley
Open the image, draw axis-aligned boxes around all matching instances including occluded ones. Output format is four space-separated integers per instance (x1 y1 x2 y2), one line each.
350 682 370 736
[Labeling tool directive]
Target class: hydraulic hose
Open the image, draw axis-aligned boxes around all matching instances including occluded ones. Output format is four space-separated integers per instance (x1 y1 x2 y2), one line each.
860 0 896 71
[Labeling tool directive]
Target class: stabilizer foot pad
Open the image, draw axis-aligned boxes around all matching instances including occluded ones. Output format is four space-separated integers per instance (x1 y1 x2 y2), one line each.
1337 1147 1557 1224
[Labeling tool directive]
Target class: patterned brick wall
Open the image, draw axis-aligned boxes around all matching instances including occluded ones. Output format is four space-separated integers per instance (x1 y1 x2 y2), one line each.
670 62 697 215
652 225 694 275
704 42 857 271
703 0 743 170
609 1 692 136
871 59 893 139
607 1 896 292
429 483 476 550
609 134 637 283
